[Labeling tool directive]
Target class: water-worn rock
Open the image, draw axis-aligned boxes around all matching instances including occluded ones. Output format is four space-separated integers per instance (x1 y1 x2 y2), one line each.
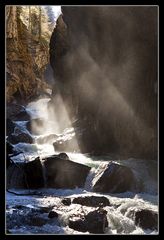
61 198 71 206
69 208 108 233
6 141 14 168
7 104 31 121
134 209 158 230
28 216 47 226
43 154 91 189
6 141 14 154
72 196 110 207
7 132 33 144
6 119 16 136
92 162 136 193
7 163 26 188
24 157 45 189
48 211 58 218
7 153 91 190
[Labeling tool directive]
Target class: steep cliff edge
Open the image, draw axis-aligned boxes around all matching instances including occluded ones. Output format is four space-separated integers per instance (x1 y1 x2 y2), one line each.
6 6 52 104
49 7 158 159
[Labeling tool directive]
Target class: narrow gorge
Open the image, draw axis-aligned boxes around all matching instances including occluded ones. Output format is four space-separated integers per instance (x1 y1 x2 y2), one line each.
6 6 158 235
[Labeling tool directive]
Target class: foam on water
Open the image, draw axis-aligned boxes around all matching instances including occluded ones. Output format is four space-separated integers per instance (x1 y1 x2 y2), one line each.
7 97 158 235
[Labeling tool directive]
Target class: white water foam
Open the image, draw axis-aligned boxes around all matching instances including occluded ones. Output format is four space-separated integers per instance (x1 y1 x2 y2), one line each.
7 97 158 235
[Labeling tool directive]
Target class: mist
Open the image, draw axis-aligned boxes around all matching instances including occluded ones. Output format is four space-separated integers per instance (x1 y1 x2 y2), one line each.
49 6 158 159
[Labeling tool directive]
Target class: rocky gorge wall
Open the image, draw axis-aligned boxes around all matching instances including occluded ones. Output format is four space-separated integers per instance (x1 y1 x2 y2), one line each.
6 6 51 104
50 6 158 159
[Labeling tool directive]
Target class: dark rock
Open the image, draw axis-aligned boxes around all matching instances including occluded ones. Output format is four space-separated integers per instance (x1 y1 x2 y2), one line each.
92 162 136 193
7 132 33 144
48 211 58 218
134 209 158 230
24 158 45 189
6 154 14 169
62 198 71 206
69 208 108 233
43 155 91 188
28 216 47 226
7 104 30 121
7 163 27 188
50 7 157 159
15 110 31 121
72 196 110 207
6 141 23 168
58 152 69 160
39 206 53 213
7 104 25 119
6 141 14 153
6 119 16 136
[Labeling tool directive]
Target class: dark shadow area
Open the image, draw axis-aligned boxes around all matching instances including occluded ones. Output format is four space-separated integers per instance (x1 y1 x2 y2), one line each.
49 6 158 160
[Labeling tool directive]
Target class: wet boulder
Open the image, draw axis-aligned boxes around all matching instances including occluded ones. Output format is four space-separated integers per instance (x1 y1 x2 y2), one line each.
7 158 45 189
7 131 33 144
58 152 70 160
61 198 71 206
69 208 108 233
6 119 16 136
48 211 58 218
6 141 14 168
92 162 136 193
72 196 110 207
6 141 23 168
7 103 30 121
43 154 91 189
24 158 45 189
6 141 14 155
134 209 158 230
7 162 27 188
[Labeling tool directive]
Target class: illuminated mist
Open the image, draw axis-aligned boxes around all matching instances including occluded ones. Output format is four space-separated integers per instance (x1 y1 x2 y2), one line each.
48 6 158 159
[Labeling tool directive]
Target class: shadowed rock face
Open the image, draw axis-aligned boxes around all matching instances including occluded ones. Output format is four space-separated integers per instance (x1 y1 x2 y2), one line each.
50 7 158 159
43 156 91 188
7 154 91 189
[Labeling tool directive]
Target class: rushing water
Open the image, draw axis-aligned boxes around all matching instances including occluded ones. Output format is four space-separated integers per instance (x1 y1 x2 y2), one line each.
6 97 158 235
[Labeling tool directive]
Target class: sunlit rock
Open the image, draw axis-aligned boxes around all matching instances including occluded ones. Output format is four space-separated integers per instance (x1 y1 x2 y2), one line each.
92 162 136 193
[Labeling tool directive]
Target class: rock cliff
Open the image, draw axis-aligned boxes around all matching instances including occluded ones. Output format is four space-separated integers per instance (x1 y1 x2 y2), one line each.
6 6 52 104
49 7 158 159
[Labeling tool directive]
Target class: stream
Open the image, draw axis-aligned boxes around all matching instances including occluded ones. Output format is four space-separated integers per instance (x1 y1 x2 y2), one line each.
6 97 158 235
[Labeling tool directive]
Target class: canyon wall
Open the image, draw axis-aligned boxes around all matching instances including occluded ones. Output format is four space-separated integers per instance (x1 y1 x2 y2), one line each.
50 6 158 159
6 6 52 104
